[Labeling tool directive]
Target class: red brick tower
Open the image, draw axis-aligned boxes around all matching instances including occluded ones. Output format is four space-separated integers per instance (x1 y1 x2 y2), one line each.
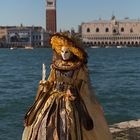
46 0 57 33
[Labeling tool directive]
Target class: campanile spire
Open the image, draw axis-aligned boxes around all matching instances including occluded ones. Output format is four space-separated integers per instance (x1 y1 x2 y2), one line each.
46 0 57 33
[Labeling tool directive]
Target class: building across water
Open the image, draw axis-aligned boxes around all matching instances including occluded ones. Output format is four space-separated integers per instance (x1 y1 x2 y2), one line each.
81 16 140 47
0 25 49 48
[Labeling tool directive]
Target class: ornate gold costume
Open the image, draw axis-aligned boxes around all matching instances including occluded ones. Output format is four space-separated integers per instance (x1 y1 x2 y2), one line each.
22 33 112 140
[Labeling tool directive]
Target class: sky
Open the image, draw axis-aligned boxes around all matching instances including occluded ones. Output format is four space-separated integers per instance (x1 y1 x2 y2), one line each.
0 0 140 31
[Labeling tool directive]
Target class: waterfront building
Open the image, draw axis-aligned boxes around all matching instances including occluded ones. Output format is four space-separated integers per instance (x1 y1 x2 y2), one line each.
46 0 57 33
0 25 49 48
0 26 16 47
0 26 17 39
0 27 7 47
0 27 7 38
81 16 140 47
31 27 49 47
6 26 49 48
6 26 32 47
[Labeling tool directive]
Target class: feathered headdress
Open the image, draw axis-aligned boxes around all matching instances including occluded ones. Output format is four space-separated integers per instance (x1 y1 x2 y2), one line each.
50 33 87 62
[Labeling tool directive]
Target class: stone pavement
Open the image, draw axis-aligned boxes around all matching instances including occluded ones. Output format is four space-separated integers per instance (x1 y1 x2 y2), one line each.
110 119 140 140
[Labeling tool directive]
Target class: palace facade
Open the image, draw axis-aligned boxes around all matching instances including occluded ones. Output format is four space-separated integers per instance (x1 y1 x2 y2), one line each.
81 16 140 47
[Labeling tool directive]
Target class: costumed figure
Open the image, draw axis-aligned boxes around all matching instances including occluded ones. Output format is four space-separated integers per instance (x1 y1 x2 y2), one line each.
22 33 112 140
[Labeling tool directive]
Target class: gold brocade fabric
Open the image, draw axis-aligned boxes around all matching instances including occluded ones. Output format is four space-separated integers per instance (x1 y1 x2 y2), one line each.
22 60 112 140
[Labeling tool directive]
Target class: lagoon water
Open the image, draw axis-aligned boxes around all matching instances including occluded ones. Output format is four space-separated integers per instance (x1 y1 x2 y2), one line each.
0 48 140 140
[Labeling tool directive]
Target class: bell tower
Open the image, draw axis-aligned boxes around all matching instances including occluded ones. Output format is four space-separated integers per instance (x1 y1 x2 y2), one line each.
46 0 57 33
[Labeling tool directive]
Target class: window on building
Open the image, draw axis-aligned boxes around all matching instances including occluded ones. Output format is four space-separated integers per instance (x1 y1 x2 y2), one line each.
121 27 124 32
105 28 109 32
113 29 117 33
96 28 99 32
87 28 90 33
47 2 53 5
130 28 133 33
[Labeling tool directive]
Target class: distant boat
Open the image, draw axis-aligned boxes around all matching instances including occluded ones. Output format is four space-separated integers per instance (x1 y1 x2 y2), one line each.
91 46 99 48
105 46 112 48
24 45 34 50
10 47 17 50
116 46 127 48
116 46 122 48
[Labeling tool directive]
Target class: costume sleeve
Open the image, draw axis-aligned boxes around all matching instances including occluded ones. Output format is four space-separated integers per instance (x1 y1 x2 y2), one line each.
35 65 55 101
24 66 56 126
76 65 99 105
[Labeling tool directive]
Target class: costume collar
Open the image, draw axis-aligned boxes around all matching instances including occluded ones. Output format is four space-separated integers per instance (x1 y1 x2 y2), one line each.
52 59 82 71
